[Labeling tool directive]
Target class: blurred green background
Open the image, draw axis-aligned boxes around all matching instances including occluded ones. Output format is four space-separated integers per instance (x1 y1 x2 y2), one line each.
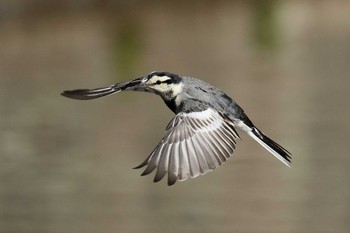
1 0 349 232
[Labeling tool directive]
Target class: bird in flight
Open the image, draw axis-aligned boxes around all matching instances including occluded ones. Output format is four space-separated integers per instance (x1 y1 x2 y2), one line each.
61 71 291 186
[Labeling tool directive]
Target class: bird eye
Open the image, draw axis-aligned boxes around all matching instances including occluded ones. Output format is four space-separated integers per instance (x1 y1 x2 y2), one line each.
156 80 162 85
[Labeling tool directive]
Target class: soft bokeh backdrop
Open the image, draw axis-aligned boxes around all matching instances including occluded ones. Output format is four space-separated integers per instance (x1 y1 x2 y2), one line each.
1 0 349 232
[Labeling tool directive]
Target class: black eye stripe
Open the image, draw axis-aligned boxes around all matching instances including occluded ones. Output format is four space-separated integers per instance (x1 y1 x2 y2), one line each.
154 79 172 85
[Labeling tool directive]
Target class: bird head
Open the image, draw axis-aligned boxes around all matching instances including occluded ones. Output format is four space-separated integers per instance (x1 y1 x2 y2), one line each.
141 71 183 99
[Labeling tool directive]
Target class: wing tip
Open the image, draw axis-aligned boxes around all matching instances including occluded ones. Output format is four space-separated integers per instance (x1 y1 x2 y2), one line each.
167 178 177 186
153 174 163 183
60 89 98 100
61 90 78 99
133 159 149 170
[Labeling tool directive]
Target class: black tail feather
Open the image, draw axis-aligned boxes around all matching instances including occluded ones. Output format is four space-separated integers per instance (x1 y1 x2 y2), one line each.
250 127 292 166
253 129 292 163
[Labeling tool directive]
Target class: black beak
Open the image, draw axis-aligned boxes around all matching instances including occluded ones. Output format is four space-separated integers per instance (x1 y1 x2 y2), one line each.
61 77 148 100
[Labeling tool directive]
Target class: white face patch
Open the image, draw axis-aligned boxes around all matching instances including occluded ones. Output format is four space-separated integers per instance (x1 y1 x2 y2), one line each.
146 75 183 98
148 75 171 84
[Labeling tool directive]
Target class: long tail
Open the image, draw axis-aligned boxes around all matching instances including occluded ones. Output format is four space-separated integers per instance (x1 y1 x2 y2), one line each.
236 116 292 167
248 127 291 167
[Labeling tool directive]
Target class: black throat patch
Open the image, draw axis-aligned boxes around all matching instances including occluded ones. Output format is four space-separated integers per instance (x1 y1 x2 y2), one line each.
163 97 183 113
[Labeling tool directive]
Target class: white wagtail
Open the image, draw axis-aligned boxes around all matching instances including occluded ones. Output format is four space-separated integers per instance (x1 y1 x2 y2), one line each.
62 71 291 186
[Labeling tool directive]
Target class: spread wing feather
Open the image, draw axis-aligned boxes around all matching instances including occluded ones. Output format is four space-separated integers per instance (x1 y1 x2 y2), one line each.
134 108 240 186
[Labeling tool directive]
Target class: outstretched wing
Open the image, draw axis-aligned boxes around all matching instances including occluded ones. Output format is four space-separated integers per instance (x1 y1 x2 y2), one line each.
134 108 240 186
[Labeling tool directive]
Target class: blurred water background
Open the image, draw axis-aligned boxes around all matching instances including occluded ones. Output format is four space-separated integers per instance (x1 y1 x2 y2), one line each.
0 0 349 232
